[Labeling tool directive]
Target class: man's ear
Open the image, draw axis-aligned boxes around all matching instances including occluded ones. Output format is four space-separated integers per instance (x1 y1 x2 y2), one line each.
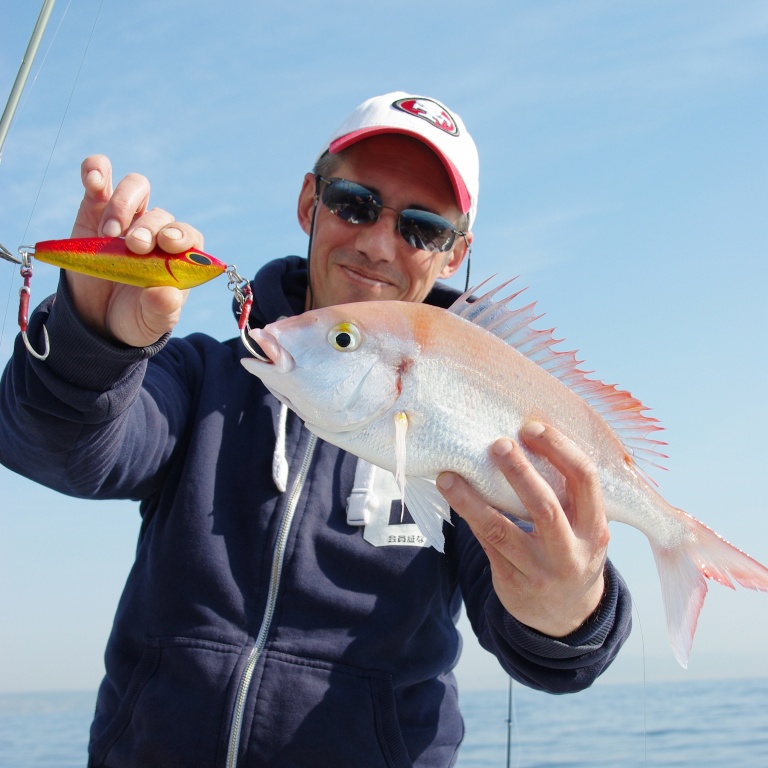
438 230 473 279
297 173 316 235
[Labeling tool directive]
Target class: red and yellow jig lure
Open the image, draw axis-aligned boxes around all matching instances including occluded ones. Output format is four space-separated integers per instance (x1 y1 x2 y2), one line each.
1 236 264 361
33 236 227 289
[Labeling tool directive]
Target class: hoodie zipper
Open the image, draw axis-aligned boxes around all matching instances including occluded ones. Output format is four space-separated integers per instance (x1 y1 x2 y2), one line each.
225 432 318 768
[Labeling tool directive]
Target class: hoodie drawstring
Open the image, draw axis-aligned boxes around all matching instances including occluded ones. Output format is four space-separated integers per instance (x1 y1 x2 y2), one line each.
272 402 289 493
270 401 378 530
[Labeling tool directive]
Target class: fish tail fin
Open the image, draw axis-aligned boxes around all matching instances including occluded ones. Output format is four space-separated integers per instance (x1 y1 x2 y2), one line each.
650 510 768 668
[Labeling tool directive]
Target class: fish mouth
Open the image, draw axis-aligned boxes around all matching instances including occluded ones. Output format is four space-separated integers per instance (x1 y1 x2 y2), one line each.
242 329 295 373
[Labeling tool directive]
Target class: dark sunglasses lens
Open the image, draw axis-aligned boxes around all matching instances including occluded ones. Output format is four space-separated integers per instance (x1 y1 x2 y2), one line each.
398 210 456 252
322 179 380 224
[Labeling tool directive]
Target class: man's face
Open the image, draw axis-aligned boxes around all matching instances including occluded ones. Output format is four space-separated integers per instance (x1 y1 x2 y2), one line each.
296 135 471 309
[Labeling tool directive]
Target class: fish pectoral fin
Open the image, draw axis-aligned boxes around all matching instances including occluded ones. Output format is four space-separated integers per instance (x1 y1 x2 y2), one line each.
394 412 408 518
404 476 450 553
393 411 449 552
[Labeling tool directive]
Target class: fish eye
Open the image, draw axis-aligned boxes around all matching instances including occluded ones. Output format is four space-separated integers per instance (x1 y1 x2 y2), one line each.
187 251 212 266
327 322 361 352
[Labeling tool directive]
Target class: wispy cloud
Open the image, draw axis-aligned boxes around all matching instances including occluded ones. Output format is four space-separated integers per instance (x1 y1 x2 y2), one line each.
463 0 768 107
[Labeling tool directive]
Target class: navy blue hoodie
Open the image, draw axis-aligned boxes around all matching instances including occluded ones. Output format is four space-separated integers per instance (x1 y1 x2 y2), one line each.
0 256 631 767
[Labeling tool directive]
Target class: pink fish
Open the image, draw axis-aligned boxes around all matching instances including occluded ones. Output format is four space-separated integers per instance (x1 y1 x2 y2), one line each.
240 279 768 666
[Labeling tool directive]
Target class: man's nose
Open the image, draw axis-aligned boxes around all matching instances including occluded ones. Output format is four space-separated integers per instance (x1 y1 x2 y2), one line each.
352 209 402 262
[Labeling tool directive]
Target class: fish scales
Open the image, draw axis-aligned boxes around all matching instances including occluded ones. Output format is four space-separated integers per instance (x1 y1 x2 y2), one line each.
329 300 660 539
241 281 768 667
366 309 552 501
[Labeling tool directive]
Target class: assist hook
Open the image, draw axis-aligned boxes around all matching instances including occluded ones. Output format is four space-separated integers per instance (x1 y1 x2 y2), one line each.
1 242 49 360
225 265 269 362
4 248 265 364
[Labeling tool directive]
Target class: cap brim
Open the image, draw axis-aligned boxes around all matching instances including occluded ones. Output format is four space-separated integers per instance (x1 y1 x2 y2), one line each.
329 127 472 217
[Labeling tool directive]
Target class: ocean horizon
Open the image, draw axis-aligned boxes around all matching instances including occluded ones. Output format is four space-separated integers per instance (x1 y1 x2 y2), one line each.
0 677 766 766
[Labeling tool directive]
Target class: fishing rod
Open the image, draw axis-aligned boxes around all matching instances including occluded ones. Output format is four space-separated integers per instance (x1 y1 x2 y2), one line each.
0 0 57 161
0 0 59 359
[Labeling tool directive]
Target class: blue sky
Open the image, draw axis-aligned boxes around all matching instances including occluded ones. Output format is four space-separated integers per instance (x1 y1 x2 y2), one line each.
1 0 767 701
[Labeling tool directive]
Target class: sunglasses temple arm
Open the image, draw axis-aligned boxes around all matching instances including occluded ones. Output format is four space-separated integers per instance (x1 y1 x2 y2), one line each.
305 188 321 311
460 234 472 293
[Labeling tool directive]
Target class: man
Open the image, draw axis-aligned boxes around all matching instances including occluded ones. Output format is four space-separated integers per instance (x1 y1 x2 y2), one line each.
0 92 631 767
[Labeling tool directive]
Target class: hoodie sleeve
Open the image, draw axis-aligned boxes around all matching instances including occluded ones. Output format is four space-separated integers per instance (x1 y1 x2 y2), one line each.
452 516 632 692
0 275 191 501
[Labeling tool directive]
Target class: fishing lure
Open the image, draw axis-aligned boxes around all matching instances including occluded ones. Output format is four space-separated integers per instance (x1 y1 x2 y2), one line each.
1 237 267 361
33 236 228 289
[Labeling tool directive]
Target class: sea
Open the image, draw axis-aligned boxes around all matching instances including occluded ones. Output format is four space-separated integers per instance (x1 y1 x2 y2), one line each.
0 677 766 766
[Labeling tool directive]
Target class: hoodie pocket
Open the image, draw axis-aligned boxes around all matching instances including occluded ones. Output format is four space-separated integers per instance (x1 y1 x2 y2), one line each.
89 636 243 768
248 650 413 768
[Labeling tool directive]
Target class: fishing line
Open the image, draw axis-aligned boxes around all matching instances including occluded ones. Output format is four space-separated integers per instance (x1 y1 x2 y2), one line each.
633 597 648 763
12 0 73 145
1 260 18 354
21 0 104 244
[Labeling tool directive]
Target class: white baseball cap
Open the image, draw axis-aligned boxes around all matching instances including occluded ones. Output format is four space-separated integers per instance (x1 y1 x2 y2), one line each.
320 91 479 227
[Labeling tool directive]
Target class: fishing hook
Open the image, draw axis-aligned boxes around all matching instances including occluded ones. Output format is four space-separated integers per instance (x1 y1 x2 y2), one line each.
226 265 269 362
5 250 265 363
13 245 50 360
23 324 50 361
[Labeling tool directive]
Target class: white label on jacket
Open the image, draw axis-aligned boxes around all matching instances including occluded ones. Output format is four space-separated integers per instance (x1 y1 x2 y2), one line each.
347 460 430 548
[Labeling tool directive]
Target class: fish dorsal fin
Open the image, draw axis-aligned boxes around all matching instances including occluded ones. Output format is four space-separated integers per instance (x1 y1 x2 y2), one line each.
449 278 668 480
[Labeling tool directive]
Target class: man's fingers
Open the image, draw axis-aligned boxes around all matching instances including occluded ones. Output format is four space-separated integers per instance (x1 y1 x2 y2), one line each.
98 172 151 237
74 159 151 239
520 422 604 515
520 421 607 537
72 156 115 237
80 155 113 202
73 158 204 255
125 209 176 254
489 435 570 536
127 216 205 255
436 472 529 563
156 221 205 253
520 422 595 486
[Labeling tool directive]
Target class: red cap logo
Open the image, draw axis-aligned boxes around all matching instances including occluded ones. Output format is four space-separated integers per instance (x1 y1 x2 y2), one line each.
393 97 459 136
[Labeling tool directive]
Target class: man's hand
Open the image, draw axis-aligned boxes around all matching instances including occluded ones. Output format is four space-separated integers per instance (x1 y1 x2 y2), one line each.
66 155 204 346
437 421 609 638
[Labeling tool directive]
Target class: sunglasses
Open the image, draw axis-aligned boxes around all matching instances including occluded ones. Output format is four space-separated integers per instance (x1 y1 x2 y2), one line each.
316 176 466 253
